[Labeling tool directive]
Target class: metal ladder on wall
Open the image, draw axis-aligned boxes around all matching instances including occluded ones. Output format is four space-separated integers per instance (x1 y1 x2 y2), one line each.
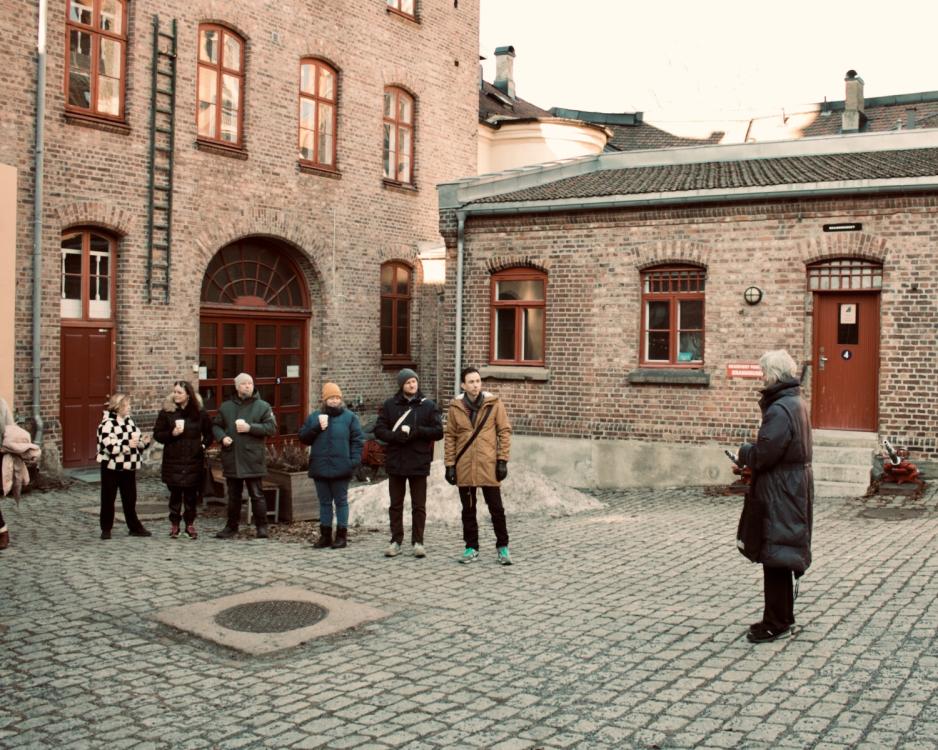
145 16 177 303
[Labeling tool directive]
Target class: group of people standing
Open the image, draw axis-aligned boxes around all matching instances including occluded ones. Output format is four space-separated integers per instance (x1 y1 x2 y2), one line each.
94 366 515 565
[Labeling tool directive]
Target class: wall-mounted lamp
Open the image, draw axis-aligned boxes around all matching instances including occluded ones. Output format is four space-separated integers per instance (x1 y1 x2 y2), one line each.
744 286 763 305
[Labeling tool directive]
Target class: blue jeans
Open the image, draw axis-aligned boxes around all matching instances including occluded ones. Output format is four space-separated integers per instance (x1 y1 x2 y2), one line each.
314 478 349 528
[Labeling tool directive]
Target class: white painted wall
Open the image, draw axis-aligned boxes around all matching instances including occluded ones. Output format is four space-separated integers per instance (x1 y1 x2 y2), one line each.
478 119 608 174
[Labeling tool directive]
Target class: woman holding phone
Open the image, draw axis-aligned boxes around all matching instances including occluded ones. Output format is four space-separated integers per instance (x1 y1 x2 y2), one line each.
298 383 363 550
153 380 214 539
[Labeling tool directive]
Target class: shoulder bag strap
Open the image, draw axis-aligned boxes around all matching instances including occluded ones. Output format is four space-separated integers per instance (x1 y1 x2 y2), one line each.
453 405 493 467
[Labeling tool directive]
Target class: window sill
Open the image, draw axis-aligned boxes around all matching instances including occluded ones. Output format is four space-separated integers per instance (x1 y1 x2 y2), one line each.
480 365 549 382
382 178 418 194
386 7 420 24
63 111 130 135
195 139 248 160
627 368 710 386
382 359 416 371
298 162 341 179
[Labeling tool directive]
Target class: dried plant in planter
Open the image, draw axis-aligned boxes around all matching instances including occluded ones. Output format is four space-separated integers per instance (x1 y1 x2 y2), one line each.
266 441 310 472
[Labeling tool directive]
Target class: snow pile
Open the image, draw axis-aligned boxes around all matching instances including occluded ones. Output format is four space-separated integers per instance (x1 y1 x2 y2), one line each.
347 459 601 529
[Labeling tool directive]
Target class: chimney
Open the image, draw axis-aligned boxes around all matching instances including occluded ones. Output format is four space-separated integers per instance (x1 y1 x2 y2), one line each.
842 70 867 133
906 108 917 129
494 45 516 100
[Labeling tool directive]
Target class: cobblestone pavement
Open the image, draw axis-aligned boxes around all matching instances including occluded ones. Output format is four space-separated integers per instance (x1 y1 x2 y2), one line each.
3 479 938 750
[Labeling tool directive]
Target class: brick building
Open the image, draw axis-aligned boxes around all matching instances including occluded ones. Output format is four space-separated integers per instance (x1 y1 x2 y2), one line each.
438 128 938 491
1 0 479 468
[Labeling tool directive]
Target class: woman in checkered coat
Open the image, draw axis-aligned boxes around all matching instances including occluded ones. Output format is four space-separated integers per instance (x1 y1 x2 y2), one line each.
96 394 152 539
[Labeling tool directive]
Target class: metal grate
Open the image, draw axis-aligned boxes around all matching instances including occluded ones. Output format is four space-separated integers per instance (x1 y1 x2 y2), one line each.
214 600 327 633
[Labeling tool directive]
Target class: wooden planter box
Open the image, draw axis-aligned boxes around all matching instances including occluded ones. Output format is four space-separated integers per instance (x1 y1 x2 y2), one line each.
265 468 319 523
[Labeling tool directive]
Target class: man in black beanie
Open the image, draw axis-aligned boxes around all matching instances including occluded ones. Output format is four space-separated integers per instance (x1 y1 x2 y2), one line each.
374 368 443 558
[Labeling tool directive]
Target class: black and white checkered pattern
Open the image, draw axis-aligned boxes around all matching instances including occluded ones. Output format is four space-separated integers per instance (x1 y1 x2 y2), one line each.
96 412 145 471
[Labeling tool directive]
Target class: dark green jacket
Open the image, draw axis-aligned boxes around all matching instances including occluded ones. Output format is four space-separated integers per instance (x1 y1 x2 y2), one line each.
212 391 277 478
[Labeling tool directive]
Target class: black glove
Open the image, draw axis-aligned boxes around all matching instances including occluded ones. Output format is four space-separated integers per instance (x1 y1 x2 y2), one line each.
495 460 508 481
444 466 457 485
394 431 410 443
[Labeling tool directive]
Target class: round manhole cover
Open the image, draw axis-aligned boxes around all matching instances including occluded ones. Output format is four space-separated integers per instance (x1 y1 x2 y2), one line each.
861 507 926 521
214 600 327 633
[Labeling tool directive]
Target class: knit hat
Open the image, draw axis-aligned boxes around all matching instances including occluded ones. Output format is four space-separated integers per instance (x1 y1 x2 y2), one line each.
321 382 342 400
397 368 418 388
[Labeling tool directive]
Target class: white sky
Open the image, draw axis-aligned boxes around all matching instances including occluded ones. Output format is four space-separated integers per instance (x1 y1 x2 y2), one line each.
479 1 938 124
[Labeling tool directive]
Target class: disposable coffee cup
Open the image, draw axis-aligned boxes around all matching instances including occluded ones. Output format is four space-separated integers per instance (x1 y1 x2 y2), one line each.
175 419 185 430
401 425 411 434
235 418 247 427
319 414 329 429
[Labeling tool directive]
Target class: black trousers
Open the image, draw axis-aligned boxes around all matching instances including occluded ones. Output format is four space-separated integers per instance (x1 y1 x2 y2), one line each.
762 566 795 631
388 474 427 545
459 486 509 550
100 466 144 533
225 477 266 528
168 485 199 525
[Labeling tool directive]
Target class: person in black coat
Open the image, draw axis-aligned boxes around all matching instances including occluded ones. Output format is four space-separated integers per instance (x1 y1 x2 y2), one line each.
374 368 443 558
737 349 814 644
153 380 214 539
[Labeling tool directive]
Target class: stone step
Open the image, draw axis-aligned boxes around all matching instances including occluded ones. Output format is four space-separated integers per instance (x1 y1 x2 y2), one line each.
813 429 880 449
815 479 870 498
812 461 872 484
813 445 877 466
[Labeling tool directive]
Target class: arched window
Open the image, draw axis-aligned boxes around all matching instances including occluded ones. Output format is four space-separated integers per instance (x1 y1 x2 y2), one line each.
61 229 115 320
201 241 306 308
383 87 414 184
640 265 705 365
490 268 546 365
380 261 412 362
65 0 128 119
197 24 244 146
298 58 338 169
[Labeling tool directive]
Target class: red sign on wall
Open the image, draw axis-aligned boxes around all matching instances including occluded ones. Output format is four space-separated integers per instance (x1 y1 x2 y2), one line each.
727 361 763 379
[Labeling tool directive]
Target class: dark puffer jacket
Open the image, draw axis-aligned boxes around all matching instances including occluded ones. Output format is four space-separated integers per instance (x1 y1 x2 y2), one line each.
738 379 814 573
298 406 364 480
374 390 443 477
153 397 214 488
212 391 277 478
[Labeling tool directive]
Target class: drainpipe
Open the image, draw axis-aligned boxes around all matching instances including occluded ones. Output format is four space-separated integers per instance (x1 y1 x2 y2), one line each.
31 0 47 445
453 211 466 395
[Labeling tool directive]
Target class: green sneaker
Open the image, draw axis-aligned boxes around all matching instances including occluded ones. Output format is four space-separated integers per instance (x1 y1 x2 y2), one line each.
459 547 479 564
497 546 512 566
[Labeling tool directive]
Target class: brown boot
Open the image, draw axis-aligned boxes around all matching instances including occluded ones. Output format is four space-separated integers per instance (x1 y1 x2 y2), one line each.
0 526 9 550
313 525 332 548
331 527 348 549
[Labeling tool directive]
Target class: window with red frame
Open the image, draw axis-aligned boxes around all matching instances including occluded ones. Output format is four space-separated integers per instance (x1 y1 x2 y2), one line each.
65 0 127 119
383 87 414 184
380 262 412 361
641 265 705 365
197 24 244 146
299 59 337 169
490 268 546 365
386 0 416 18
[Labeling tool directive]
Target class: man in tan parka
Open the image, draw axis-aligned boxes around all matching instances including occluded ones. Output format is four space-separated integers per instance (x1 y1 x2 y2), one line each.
444 367 513 565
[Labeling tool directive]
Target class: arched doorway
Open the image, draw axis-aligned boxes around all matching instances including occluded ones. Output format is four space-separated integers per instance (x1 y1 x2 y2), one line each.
199 238 311 439
809 258 882 431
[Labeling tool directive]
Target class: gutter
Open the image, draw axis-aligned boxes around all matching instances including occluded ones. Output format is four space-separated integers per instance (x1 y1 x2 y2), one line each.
31 0 47 445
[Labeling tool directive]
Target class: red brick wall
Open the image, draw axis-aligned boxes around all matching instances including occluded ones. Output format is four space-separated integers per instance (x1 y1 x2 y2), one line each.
2 0 478 458
442 193 938 460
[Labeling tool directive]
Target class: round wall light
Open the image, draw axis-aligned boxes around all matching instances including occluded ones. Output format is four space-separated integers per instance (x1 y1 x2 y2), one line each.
744 286 763 305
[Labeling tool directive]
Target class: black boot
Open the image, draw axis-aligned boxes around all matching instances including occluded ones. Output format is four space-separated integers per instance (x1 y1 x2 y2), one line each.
331 527 348 549
313 525 332 548
252 495 269 538
215 497 241 539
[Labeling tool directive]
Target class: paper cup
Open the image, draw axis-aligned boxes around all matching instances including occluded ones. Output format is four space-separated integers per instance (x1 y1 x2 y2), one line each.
175 419 185 430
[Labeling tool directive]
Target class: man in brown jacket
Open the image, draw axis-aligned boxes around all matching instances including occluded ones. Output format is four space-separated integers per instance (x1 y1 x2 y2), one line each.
444 367 513 565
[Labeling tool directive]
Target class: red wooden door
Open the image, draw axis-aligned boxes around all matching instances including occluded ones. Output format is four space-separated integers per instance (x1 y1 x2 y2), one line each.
812 293 879 430
61 326 113 466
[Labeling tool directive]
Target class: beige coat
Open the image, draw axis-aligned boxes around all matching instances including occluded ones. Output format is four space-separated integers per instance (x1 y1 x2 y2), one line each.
444 392 511 487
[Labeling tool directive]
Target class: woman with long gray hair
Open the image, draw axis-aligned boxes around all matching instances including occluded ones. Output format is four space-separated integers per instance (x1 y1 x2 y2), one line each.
736 349 814 643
